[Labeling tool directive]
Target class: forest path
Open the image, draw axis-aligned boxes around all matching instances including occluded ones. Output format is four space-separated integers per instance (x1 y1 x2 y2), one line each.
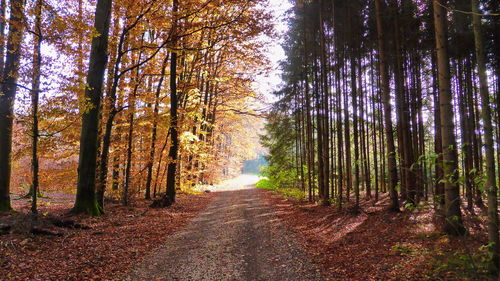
125 175 324 281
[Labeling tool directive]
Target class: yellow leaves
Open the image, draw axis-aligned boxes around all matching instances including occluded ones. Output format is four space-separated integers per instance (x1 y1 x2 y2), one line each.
187 87 200 96
10 0 273 194
214 76 230 83
77 91 95 115
180 131 200 143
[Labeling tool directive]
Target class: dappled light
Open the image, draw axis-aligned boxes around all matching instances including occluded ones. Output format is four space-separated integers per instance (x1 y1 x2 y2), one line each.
0 0 499 280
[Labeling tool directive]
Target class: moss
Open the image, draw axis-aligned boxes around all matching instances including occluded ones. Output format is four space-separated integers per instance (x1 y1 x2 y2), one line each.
71 199 102 217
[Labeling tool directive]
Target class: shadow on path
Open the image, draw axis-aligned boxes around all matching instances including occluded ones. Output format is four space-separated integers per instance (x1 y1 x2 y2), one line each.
124 176 323 281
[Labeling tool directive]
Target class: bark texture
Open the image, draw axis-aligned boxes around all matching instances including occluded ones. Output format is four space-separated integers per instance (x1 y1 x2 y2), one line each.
73 0 113 216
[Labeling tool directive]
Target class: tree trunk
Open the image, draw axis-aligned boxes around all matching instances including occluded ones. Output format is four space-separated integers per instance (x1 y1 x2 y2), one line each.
72 0 112 216
30 0 43 216
375 0 399 211
318 0 330 205
96 7 121 208
432 0 465 235
0 0 6 73
351 57 360 210
392 0 414 205
471 0 499 272
165 0 179 203
0 0 24 211
145 55 168 200
123 81 139 206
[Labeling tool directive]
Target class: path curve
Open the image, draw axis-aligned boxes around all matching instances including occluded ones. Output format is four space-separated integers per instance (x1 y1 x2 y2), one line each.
125 176 324 281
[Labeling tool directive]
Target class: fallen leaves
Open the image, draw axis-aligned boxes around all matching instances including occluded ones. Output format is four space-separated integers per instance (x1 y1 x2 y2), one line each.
259 190 490 281
0 192 214 281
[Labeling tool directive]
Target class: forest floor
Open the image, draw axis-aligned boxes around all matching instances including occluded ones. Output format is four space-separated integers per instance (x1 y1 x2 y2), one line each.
1 176 496 281
125 175 323 281
0 190 214 280
259 188 494 280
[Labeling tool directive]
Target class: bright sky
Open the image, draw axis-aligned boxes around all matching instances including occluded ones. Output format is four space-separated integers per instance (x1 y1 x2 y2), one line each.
253 0 293 108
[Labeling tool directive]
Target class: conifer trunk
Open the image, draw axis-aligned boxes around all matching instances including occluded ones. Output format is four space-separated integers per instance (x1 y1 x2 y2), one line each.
471 0 499 272
432 0 465 235
375 0 399 211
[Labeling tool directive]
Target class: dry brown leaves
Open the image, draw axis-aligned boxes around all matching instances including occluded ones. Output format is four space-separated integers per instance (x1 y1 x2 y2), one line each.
258 190 490 281
0 192 214 281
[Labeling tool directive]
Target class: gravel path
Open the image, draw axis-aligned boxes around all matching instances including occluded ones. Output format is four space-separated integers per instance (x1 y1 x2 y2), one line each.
125 176 324 281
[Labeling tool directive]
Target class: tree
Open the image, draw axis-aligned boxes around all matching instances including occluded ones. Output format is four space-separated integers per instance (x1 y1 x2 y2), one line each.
72 0 113 216
165 0 179 203
29 0 43 215
374 0 399 212
0 0 25 211
432 0 466 235
471 0 499 272
145 55 169 200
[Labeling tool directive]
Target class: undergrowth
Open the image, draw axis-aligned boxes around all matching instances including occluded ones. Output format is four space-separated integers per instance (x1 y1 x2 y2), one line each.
256 178 306 200
426 243 497 280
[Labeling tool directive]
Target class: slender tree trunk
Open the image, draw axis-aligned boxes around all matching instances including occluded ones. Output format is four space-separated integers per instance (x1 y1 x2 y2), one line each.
370 53 379 202
392 0 414 205
319 0 330 205
343 64 352 203
336 63 344 209
375 0 399 211
30 0 43 216
302 10 314 202
359 58 371 200
0 0 7 73
96 7 121 208
145 55 168 200
351 57 360 210
123 81 139 206
433 0 465 235
457 60 474 211
471 0 499 272
165 0 179 203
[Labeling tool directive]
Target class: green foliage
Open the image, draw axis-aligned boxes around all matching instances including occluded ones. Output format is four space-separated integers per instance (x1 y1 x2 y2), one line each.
391 242 416 256
70 199 102 217
255 178 274 189
256 178 306 200
404 202 416 211
259 112 305 200
428 244 495 280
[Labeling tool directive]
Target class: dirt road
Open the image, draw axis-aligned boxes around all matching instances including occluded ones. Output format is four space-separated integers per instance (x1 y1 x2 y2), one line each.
125 175 323 281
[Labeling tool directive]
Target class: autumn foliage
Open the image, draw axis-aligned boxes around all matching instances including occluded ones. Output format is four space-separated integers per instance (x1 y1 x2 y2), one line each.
0 0 271 211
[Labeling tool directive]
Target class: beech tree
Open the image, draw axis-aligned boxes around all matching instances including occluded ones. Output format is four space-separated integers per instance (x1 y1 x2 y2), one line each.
165 0 179 204
0 0 25 211
29 0 43 215
72 0 113 216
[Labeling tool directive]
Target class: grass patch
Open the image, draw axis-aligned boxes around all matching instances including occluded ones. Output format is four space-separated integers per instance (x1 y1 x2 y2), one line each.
255 178 274 189
256 178 305 200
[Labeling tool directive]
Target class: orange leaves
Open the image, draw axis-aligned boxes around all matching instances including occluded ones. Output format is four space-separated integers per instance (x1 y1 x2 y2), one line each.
10 0 273 202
